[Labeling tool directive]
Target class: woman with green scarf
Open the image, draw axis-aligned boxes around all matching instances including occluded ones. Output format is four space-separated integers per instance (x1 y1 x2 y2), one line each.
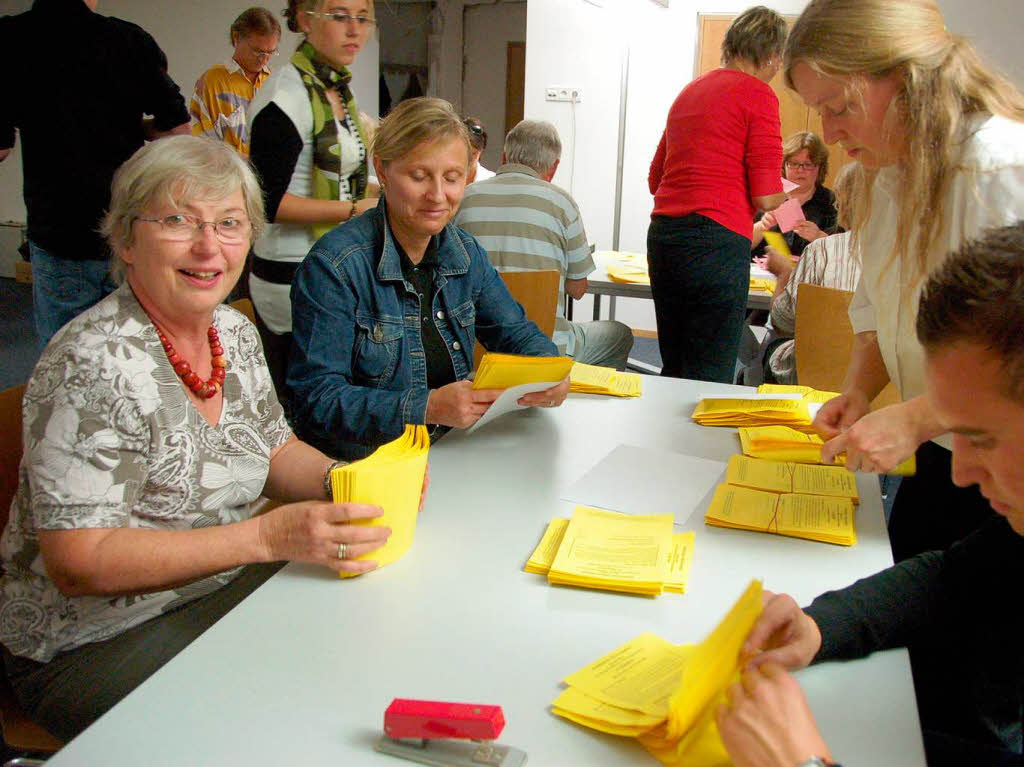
248 0 378 397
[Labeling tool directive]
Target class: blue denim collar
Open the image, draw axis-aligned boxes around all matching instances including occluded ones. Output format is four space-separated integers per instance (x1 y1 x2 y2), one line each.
374 198 471 282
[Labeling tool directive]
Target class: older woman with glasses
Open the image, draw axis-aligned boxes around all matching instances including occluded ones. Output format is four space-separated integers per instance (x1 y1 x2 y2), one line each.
0 136 397 741
288 97 565 461
647 6 787 383
246 0 379 397
751 131 837 258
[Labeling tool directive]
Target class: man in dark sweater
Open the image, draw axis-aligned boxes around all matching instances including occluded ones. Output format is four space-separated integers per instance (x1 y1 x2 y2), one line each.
0 0 189 346
717 222 1024 767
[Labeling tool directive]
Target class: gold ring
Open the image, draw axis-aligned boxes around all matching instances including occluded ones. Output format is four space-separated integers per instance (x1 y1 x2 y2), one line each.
337 542 348 560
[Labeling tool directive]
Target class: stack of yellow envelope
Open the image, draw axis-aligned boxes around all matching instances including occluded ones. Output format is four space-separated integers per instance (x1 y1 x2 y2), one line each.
473 352 573 389
757 383 841 404
525 514 694 594
604 251 651 284
705 484 857 546
738 424 917 475
725 454 859 503
552 581 763 766
569 362 643 398
330 425 429 577
692 398 813 429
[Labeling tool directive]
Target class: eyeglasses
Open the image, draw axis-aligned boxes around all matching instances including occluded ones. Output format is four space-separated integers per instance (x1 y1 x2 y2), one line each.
246 42 279 59
136 214 251 243
785 161 818 171
304 10 375 27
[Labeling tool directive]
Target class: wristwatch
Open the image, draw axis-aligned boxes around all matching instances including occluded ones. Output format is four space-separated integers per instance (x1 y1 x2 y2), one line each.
323 459 347 499
797 758 841 767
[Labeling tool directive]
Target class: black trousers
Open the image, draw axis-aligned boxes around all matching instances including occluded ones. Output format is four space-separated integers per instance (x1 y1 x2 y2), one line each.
647 213 751 383
889 440 997 562
3 562 284 742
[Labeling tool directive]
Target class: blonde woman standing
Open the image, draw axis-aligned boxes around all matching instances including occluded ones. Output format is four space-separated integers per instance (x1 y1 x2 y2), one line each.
721 0 1024 761
247 0 379 396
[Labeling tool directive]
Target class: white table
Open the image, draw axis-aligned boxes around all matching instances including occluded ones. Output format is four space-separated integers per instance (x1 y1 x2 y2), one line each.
49 377 925 766
582 254 774 322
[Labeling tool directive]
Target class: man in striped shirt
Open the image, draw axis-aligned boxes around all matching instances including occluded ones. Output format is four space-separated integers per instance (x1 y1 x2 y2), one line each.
455 120 632 369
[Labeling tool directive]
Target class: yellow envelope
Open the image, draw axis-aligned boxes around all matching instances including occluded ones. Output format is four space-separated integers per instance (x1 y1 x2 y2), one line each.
473 352 573 390
330 425 429 577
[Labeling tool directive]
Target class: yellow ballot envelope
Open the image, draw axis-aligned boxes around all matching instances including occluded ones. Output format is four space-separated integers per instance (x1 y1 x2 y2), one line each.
473 352 573 390
552 580 764 766
330 425 429 577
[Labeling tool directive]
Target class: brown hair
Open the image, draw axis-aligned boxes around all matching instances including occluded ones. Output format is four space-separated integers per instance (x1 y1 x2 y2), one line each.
372 97 471 168
917 221 1024 402
721 6 787 69
782 131 829 186
785 0 1024 280
230 7 280 45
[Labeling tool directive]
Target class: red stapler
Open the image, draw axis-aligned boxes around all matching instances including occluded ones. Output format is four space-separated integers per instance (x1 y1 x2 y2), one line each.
376 698 527 766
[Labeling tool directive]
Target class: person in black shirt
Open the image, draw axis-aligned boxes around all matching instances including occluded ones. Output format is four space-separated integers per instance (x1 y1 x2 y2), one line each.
0 0 189 345
718 222 1024 767
751 132 837 258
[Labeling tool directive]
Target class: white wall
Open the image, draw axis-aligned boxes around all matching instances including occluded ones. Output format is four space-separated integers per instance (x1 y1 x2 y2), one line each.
526 0 1024 331
0 0 379 224
463 1 526 171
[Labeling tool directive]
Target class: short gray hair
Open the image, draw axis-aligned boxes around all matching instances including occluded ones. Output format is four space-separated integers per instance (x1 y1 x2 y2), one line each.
101 136 265 281
503 120 561 174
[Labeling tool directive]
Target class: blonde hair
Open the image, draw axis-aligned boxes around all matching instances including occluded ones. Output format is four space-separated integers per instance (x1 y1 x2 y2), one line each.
721 6 787 69
832 161 865 232
782 131 829 186
784 0 1024 278
102 136 265 281
371 97 471 168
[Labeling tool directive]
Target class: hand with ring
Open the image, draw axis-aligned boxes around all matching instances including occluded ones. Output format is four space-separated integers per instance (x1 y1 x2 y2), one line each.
517 375 570 409
256 500 391 574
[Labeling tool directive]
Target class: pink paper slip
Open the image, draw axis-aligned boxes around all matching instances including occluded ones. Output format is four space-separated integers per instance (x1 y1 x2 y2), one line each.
773 198 805 233
781 177 800 193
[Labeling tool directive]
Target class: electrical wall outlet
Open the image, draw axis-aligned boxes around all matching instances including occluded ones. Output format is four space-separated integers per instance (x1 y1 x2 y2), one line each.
545 86 583 103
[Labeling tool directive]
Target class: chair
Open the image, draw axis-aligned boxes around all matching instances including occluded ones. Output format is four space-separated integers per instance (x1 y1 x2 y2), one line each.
0 385 63 762
473 270 561 369
228 298 256 325
794 284 899 409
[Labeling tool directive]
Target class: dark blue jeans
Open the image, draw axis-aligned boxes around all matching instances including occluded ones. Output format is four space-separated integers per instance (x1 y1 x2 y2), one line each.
29 240 116 347
647 214 750 383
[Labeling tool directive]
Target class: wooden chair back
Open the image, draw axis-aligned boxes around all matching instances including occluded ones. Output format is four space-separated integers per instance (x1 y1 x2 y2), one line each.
473 270 561 369
0 384 64 753
228 298 257 325
794 284 899 409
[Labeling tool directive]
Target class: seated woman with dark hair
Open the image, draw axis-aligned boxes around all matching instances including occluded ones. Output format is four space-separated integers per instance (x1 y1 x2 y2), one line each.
463 115 494 183
0 136 399 741
751 131 838 257
288 97 566 461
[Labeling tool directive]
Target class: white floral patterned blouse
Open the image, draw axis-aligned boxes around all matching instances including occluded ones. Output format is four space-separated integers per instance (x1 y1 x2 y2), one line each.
0 284 292 662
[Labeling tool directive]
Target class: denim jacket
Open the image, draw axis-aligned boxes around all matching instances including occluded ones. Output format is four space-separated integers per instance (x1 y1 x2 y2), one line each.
288 199 558 460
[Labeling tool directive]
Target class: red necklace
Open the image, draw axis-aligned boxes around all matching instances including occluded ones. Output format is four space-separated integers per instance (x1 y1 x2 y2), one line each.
154 324 227 400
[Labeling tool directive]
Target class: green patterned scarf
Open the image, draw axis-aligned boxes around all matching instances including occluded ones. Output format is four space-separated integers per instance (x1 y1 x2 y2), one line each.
291 41 369 238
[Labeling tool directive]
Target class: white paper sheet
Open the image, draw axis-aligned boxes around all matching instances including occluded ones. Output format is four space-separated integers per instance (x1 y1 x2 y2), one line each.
465 381 557 434
561 444 726 525
781 177 800 193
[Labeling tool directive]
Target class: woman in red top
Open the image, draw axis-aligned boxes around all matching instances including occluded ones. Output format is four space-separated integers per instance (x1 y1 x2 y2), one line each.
647 6 786 382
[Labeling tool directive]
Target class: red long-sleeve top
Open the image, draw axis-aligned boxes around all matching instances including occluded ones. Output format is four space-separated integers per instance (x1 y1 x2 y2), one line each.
649 68 783 239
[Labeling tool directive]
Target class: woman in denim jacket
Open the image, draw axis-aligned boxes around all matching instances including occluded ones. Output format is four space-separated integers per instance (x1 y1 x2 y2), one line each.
289 97 567 460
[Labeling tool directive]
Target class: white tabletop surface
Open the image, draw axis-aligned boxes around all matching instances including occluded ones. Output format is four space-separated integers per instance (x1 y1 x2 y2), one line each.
49 376 925 767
